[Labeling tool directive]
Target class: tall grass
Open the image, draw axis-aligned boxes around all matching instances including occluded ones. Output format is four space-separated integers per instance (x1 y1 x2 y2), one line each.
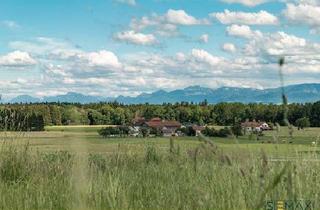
0 140 318 210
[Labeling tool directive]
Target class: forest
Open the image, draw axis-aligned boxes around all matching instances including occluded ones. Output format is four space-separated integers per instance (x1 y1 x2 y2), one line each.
0 100 320 131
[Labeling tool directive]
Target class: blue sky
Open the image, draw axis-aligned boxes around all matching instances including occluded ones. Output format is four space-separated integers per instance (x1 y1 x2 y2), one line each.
1 0 320 99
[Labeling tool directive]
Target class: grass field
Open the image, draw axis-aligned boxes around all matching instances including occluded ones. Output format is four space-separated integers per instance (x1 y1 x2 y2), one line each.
0 125 319 210
4 125 319 156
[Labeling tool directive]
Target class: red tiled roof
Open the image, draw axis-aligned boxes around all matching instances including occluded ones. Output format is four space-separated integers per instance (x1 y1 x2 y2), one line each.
150 117 161 122
163 121 181 127
241 121 265 128
132 117 146 126
146 118 181 128
192 125 205 131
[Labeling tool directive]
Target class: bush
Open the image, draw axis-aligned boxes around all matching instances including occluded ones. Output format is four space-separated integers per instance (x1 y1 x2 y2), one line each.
202 127 216 137
137 127 163 137
231 120 243 138
149 127 163 137
177 127 196 136
140 127 150 137
201 127 231 138
98 126 129 138
217 127 232 137
295 117 310 130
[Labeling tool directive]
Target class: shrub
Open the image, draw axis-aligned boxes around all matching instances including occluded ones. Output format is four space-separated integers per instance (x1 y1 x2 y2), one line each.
231 120 243 138
98 126 129 138
149 127 163 137
217 127 232 137
140 127 150 137
202 127 216 137
201 127 231 138
177 126 196 136
295 117 310 130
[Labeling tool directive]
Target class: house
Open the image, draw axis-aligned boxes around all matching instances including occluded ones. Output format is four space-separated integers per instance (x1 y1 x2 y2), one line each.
192 125 206 136
131 116 182 137
260 122 271 130
241 120 270 133
128 126 140 137
145 118 182 137
132 116 146 126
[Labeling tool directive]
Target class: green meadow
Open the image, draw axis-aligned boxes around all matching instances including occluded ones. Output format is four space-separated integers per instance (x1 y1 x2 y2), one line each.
0 126 319 210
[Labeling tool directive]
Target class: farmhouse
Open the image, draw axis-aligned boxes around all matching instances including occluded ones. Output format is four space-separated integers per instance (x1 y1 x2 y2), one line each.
192 125 206 136
145 118 182 137
241 120 270 133
132 116 146 126
131 116 182 136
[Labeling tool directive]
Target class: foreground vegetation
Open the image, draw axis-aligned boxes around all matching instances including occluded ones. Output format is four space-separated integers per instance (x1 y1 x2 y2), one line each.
0 126 319 210
0 139 319 210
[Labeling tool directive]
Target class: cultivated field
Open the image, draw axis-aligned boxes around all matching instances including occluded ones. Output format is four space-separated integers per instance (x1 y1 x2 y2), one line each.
0 126 319 210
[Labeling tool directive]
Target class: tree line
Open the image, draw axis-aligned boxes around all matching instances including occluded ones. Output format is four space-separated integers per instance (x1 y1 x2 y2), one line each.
0 101 320 130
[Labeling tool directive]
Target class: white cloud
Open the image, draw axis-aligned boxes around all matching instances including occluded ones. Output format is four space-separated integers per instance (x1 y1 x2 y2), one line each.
129 9 209 37
287 0 320 6
199 34 209 43
3 29 320 98
130 16 158 32
239 30 320 75
283 3 320 31
9 37 82 57
44 64 70 77
243 31 315 57
227 24 263 39
115 30 158 45
62 78 76 84
82 50 122 69
114 0 136 5
213 10 279 25
222 43 237 53
221 0 269 7
191 49 223 66
0 51 37 67
1 20 20 29
165 9 209 25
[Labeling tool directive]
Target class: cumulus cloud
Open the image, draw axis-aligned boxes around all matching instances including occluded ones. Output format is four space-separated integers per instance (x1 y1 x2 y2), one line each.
221 0 269 7
0 51 37 67
165 9 209 25
62 78 76 84
114 0 136 5
115 30 158 45
243 31 317 57
81 50 122 68
1 44 317 98
3 28 320 98
222 43 237 53
129 9 209 37
44 64 71 77
213 10 279 25
199 34 209 43
283 2 320 33
9 37 82 58
191 49 223 66
227 24 263 39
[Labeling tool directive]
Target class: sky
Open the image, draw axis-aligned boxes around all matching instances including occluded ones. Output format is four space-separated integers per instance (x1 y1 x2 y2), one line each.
1 0 320 99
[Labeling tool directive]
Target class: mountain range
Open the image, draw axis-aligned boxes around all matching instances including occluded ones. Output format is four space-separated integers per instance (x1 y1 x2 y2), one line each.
4 83 320 104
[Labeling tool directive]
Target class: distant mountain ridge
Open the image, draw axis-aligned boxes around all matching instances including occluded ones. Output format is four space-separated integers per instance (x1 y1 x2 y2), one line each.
4 83 320 104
